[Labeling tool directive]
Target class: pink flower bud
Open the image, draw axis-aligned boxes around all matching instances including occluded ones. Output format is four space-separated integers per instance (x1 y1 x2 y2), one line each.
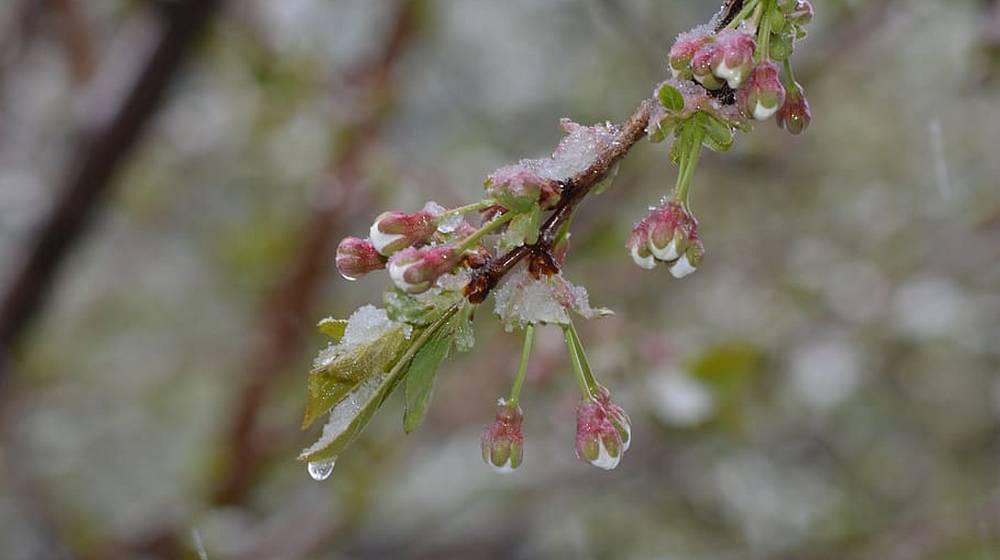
646 201 697 263
691 43 725 90
369 210 437 256
387 245 458 294
712 30 756 89
626 219 655 270
776 86 812 135
669 30 712 80
487 165 560 211
481 399 524 473
593 386 632 452
740 62 786 121
335 237 386 280
575 399 623 470
669 232 704 279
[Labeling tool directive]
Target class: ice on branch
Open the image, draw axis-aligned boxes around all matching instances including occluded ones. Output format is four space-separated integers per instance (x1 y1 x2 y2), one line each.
493 269 612 332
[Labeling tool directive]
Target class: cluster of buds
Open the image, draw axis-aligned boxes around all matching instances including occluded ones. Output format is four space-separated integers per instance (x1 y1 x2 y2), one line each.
627 201 704 278
481 399 524 473
690 30 756 90
575 386 632 470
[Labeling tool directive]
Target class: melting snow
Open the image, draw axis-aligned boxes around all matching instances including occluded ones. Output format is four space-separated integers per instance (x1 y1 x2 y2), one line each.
493 269 611 331
300 372 387 458
313 305 397 369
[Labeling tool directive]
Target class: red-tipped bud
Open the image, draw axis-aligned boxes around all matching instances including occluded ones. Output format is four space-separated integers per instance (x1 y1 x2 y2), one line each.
335 237 386 280
776 86 812 135
593 386 632 452
487 165 560 211
387 245 459 294
691 43 725 90
713 30 756 89
740 62 786 121
626 220 655 270
575 399 623 470
669 30 712 80
369 210 437 256
646 201 697 264
481 399 524 473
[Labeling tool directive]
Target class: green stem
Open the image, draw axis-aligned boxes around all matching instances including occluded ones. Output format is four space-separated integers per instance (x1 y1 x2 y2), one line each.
781 57 801 92
509 324 534 403
567 320 599 392
563 325 592 399
456 210 516 253
726 0 759 29
672 123 705 209
437 199 494 221
756 0 772 62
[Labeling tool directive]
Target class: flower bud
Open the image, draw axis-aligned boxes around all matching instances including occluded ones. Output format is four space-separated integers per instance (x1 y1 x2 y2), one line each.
593 386 632 452
669 234 705 279
626 220 656 270
712 30 756 89
387 246 459 294
335 237 386 280
487 165 560 211
575 399 623 470
669 30 712 80
646 201 696 262
481 399 524 473
369 210 437 256
776 86 812 135
740 62 786 121
691 43 725 90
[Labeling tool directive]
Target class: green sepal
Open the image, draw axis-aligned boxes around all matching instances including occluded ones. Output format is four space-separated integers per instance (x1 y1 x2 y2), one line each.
317 318 347 341
657 82 685 113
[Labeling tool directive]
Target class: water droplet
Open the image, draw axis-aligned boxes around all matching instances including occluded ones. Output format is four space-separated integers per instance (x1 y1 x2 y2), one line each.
338 270 357 282
437 213 463 234
307 458 336 481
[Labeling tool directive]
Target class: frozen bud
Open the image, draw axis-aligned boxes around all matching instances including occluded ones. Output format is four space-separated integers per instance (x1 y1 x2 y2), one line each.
575 399 623 470
335 237 386 280
369 210 437 256
776 86 812 135
481 399 524 473
626 220 656 270
593 386 632 452
712 30 756 89
487 165 560 211
788 0 814 26
691 43 725 90
740 62 786 121
646 201 696 262
669 30 712 80
669 234 705 279
387 246 458 294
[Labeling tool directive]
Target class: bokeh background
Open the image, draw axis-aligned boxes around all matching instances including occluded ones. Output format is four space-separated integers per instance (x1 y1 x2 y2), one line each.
1 0 999 558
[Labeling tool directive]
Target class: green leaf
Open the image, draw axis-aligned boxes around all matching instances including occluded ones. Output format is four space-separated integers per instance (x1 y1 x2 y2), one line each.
499 206 538 252
302 325 408 427
317 318 347 341
699 113 734 153
385 288 462 326
523 203 541 245
403 320 456 433
657 82 685 113
669 119 696 165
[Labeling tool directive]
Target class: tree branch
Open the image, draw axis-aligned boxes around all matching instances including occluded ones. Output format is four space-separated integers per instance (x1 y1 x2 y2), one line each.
0 0 221 384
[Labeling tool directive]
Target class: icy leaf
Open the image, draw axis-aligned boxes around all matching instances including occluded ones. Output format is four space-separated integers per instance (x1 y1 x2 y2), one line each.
403 319 456 433
453 306 476 352
698 112 734 153
493 269 612 331
317 318 347 341
499 204 540 252
385 287 463 327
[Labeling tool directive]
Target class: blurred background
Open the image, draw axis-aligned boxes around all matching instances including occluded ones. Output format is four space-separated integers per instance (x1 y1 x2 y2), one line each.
1 0 999 558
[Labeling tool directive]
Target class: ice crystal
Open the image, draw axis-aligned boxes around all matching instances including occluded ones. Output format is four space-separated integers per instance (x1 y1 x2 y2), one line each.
493 269 612 331
313 305 396 369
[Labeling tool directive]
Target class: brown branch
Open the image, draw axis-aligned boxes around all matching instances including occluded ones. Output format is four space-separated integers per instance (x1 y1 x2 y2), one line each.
210 0 424 507
0 0 221 385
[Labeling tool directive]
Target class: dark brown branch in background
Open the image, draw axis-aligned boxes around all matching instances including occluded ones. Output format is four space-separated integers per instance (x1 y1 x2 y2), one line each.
211 0 423 507
0 0 221 385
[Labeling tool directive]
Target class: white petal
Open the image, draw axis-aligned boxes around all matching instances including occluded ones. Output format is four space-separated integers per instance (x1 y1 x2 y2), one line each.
590 440 621 470
753 101 778 121
388 260 418 292
714 60 744 89
649 237 679 261
369 223 405 256
630 246 656 270
490 457 515 474
669 254 698 278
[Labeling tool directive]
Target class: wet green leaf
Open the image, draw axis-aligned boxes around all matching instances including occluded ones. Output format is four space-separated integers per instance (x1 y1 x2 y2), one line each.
317 318 347 341
403 320 456 433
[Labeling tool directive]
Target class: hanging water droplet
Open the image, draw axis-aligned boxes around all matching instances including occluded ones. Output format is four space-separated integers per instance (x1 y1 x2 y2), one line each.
437 213 463 234
338 270 357 282
307 458 336 481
